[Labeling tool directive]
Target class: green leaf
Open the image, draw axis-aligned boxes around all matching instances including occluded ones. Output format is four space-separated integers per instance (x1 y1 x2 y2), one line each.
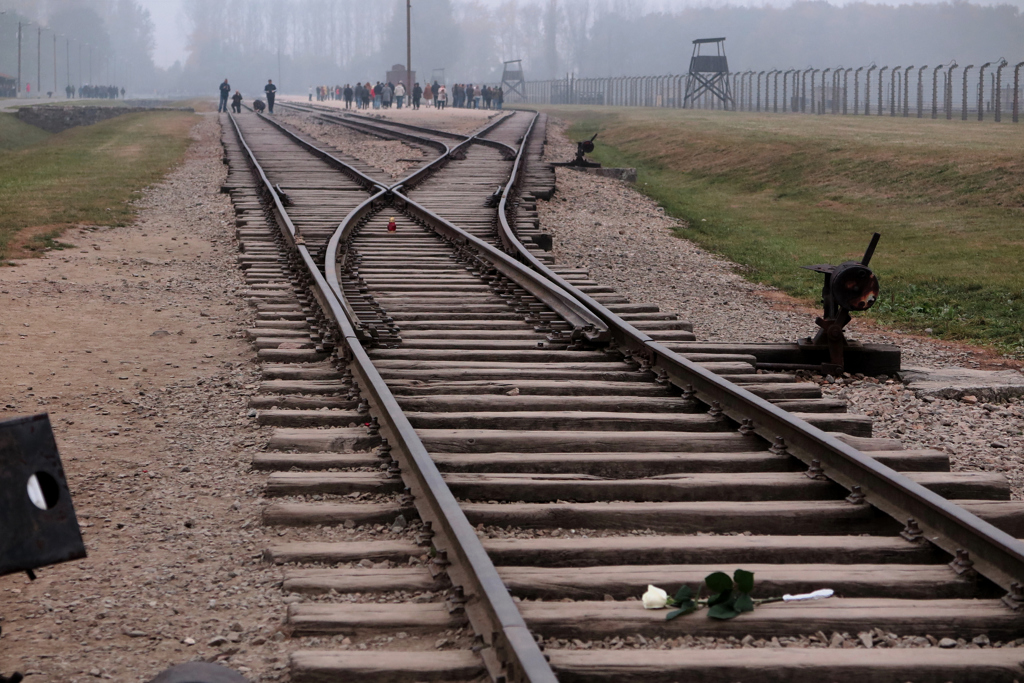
707 602 740 620
707 589 732 607
734 593 755 613
733 569 755 594
673 585 693 603
705 571 733 594
666 600 697 621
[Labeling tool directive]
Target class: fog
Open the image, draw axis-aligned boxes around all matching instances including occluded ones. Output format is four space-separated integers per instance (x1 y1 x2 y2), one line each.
1 0 1021 98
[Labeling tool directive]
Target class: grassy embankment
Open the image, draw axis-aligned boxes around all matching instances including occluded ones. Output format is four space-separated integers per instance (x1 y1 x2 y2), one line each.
0 108 196 262
529 106 1024 357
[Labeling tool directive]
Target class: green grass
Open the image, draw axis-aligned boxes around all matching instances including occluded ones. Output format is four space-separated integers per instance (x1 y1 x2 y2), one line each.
0 110 196 261
531 106 1024 357
0 112 51 152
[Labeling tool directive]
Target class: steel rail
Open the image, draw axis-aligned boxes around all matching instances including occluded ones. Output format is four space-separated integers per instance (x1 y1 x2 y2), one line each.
494 110 1024 594
227 110 559 682
243 111 388 192
291 107 452 156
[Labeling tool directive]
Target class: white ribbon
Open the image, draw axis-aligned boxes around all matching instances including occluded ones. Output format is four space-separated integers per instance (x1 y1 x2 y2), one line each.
782 588 834 602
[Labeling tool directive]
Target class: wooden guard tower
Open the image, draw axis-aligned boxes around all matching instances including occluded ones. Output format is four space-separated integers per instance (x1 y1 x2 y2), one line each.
501 60 526 102
683 37 734 110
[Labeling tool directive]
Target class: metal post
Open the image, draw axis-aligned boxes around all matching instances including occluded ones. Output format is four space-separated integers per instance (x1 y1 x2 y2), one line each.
53 32 56 96
66 38 70 92
962 65 973 120
977 62 990 121
37 26 41 98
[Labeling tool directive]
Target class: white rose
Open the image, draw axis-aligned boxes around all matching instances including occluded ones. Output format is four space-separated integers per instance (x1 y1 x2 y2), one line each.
642 585 669 609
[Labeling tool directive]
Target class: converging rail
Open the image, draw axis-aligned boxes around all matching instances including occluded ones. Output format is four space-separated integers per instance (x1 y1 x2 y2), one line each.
219 105 1024 682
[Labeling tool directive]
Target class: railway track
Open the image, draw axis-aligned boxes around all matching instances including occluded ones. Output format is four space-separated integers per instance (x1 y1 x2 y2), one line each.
218 105 1024 682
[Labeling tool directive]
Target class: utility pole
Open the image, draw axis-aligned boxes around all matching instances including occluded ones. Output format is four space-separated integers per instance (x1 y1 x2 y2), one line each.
66 37 70 93
17 21 22 97
406 0 412 97
53 32 57 96
37 26 41 98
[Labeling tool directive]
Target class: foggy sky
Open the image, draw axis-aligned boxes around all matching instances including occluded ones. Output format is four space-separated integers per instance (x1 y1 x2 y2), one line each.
139 0 1024 69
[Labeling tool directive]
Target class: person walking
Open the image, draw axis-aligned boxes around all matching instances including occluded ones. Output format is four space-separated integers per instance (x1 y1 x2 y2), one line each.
264 79 277 113
437 84 447 110
423 82 433 109
344 84 354 109
218 78 231 112
494 85 503 110
231 90 243 113
394 82 406 109
412 82 422 110
382 82 393 108
483 85 492 109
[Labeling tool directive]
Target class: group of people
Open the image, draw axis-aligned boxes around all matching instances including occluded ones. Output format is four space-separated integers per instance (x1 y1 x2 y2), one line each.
218 78 278 114
218 75 504 115
65 84 124 99
317 80 503 111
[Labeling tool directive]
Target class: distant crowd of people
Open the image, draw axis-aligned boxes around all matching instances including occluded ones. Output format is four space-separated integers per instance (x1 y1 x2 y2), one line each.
218 76 504 116
65 84 124 99
312 81 504 111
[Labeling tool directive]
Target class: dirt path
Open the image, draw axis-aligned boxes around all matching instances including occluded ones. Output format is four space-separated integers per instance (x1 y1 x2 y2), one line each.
0 113 288 682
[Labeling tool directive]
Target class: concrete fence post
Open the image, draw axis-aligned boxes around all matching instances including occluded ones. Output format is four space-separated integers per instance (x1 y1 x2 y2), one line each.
1014 62 1024 123
821 68 830 114
946 63 958 119
921 66 929 116
977 62 991 121
995 61 1006 122
962 65 973 120
890 66 901 116
902 66 913 116
854 66 864 115
772 70 779 112
865 65 876 114
931 65 943 119
878 67 888 115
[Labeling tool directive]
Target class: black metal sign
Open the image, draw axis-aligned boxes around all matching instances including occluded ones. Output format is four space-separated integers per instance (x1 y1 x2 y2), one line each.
0 413 86 577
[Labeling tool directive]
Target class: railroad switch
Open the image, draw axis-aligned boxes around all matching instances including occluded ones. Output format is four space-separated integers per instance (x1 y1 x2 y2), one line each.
799 232 882 373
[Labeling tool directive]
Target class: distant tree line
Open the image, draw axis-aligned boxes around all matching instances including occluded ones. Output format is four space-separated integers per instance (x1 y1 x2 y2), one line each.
174 0 1024 96
0 0 156 96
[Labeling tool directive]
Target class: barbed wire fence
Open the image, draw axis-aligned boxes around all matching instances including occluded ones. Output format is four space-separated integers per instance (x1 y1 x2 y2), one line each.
515 60 1024 122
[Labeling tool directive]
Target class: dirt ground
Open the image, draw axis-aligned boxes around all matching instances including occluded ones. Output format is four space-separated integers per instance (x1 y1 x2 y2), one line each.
0 113 290 682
